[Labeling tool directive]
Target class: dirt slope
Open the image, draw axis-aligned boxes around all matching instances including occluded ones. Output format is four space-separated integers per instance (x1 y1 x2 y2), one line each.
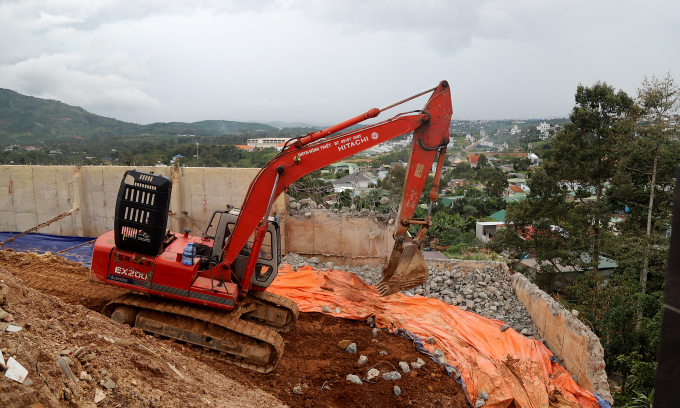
0 251 467 408
0 260 285 408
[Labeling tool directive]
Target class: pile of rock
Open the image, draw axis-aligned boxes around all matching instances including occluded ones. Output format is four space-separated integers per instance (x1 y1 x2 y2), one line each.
405 262 540 338
282 253 540 339
288 198 323 213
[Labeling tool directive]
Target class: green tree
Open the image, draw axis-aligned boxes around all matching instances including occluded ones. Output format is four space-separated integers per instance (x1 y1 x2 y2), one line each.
630 73 678 294
288 171 334 202
553 82 635 272
476 154 489 169
477 167 508 197
379 166 406 195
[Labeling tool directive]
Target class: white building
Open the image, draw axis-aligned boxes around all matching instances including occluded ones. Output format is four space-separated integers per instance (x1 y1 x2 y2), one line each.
247 138 289 148
536 122 551 133
527 152 540 165
510 125 521 135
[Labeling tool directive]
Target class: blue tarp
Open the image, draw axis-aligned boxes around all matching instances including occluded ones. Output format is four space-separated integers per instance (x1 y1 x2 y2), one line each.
0 232 96 267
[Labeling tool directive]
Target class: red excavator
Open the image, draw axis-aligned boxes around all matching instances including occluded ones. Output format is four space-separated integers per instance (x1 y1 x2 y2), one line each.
89 80 452 372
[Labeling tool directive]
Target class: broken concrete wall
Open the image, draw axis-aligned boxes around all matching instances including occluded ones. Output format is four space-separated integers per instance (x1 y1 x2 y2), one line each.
510 271 613 403
283 210 395 267
0 165 285 238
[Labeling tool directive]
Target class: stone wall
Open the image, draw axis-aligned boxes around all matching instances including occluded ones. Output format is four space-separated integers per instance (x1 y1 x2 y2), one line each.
0 165 285 238
510 272 613 403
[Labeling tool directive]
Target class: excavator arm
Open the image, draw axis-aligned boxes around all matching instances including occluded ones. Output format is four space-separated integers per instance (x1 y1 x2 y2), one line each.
219 80 452 296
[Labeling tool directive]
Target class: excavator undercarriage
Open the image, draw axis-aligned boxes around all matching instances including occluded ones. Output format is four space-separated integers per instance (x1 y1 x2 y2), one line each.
103 290 298 373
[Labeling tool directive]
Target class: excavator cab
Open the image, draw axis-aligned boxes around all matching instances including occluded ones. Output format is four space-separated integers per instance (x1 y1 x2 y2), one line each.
203 209 281 288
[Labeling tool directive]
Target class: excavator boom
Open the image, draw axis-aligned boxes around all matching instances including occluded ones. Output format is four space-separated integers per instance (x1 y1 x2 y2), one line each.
222 81 453 295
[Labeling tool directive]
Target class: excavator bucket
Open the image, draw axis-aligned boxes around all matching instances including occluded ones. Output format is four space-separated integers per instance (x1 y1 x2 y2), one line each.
376 240 429 296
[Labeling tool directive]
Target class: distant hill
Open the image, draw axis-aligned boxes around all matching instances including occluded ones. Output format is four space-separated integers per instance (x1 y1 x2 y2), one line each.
267 121 319 129
0 89 275 143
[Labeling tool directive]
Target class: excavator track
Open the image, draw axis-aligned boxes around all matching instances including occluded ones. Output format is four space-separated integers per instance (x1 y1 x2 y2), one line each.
103 293 285 373
235 290 299 332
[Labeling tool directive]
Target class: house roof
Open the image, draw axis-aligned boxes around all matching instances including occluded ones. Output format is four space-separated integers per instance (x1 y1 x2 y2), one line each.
332 174 370 185
508 185 524 193
489 210 506 222
441 196 465 206
519 254 617 273
235 145 254 150
331 162 359 168
468 155 480 164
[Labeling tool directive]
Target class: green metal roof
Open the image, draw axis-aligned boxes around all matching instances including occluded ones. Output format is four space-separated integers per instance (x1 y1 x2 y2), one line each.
441 196 465 206
489 210 506 222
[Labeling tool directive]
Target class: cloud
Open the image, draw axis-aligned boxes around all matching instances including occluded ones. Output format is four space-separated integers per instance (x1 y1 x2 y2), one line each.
0 53 162 114
0 0 678 124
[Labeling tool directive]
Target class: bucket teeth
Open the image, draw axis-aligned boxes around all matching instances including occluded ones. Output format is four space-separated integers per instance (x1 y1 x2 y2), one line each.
377 240 429 296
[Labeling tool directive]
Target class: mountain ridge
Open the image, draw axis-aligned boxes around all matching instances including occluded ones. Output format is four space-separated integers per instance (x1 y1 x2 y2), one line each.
0 89 276 143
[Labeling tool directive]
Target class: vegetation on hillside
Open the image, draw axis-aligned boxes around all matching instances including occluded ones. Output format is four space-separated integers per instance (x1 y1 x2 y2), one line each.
489 75 679 405
0 88 278 145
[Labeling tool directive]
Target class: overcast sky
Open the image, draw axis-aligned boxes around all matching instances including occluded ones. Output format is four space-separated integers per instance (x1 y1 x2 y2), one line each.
1 0 678 126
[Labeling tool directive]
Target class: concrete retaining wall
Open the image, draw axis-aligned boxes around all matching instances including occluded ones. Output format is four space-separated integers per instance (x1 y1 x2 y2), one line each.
0 165 285 238
283 210 395 267
510 272 613 403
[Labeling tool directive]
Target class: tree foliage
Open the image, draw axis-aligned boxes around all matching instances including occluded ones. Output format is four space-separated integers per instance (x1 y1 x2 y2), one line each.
490 77 679 405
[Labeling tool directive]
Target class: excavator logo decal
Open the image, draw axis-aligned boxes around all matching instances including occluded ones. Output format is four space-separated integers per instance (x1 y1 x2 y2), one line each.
337 134 370 152
113 266 148 280
107 266 151 289
371 132 379 140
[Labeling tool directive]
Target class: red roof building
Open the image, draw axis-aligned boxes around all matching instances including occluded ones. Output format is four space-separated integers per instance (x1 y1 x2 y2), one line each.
468 155 480 168
235 145 254 151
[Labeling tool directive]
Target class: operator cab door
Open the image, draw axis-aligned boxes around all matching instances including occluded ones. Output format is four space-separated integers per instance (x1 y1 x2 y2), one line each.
204 209 280 288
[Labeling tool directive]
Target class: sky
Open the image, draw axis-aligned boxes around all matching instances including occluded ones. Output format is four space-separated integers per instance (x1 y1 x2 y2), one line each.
1 0 679 126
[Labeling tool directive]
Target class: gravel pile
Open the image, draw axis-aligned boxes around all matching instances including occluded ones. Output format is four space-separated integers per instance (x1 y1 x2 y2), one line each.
408 263 540 338
282 253 540 339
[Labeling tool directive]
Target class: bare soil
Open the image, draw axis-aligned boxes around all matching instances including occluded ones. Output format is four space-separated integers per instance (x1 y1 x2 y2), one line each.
0 251 467 408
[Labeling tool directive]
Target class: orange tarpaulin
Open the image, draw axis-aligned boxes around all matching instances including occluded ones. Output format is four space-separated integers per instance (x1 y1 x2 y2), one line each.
268 265 601 408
